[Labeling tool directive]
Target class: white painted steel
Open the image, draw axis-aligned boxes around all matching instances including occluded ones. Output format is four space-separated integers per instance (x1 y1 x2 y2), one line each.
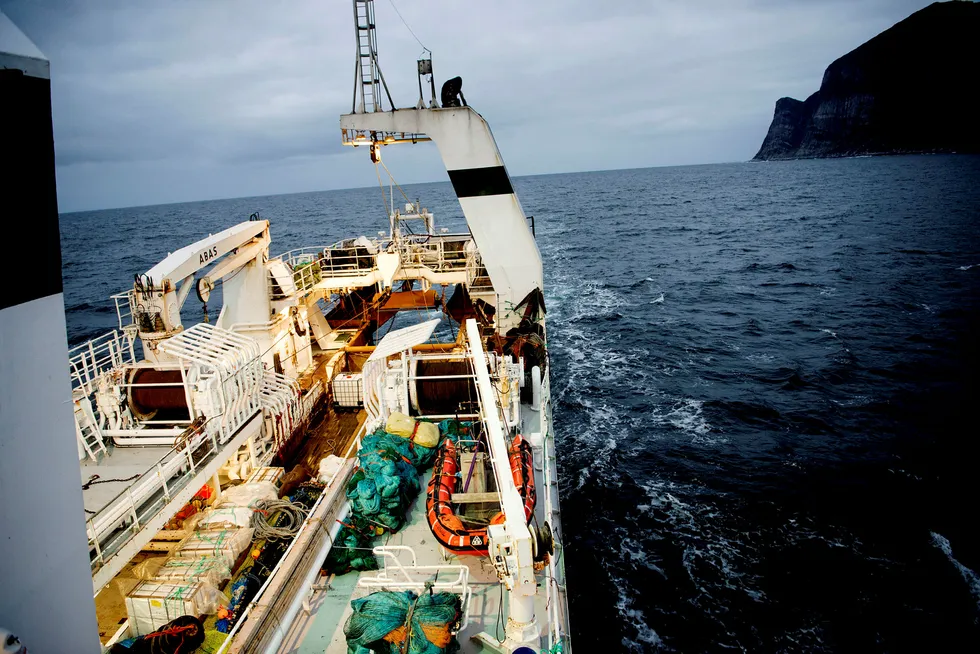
220 433 363 653
67 330 137 396
91 412 264 593
464 319 539 646
1 295 101 653
358 546 474 630
531 365 542 411
0 10 48 78
158 323 264 444
367 318 440 362
258 370 301 459
340 108 543 323
233 501 350 654
144 221 269 287
2 22 100 651
215 250 275 330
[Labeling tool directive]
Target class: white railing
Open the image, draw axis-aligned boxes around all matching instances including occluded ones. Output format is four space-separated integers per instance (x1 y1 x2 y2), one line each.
112 291 136 330
298 379 323 424
68 330 137 396
269 234 479 299
258 370 302 458
359 545 474 630
158 324 264 446
87 420 216 575
465 252 494 294
396 234 473 273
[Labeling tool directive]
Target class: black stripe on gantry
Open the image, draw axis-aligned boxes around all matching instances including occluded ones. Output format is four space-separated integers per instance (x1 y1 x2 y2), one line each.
448 166 514 198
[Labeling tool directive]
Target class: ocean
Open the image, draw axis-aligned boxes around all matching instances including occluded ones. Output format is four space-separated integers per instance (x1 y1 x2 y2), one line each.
61 155 980 652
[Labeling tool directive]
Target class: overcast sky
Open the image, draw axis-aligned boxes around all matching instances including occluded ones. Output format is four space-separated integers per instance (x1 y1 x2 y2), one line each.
3 0 936 212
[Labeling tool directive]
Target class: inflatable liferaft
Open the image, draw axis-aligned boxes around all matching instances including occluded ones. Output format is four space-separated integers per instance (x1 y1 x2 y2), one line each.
425 435 536 556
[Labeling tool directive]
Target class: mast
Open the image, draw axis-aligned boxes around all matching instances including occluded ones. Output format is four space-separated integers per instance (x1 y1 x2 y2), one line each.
351 0 394 114
340 4 543 333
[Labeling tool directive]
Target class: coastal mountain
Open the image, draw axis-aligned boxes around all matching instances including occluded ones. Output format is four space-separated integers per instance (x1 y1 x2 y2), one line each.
754 1 980 160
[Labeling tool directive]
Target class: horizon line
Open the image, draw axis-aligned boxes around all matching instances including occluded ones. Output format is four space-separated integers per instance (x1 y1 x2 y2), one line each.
59 158 752 215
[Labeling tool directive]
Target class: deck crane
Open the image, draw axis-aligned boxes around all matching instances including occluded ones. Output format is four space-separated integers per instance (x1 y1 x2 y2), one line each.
128 220 271 359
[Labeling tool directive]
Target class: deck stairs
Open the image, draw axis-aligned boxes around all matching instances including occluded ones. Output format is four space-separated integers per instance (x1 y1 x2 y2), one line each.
75 397 108 462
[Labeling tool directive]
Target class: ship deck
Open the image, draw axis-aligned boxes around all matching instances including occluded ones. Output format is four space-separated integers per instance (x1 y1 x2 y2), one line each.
279 475 541 654
81 445 175 516
275 401 569 654
85 340 364 644
91 399 367 644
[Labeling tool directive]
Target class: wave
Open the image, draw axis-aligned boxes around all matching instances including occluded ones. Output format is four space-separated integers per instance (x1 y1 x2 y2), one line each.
615 587 665 651
743 262 798 272
930 532 980 611
66 302 114 314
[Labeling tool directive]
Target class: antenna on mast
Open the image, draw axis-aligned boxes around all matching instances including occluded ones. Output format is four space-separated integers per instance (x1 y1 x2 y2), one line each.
417 56 438 109
342 0 432 148
351 0 395 113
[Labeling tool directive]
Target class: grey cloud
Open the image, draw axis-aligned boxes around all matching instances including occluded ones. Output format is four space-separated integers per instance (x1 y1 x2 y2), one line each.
1 0 938 212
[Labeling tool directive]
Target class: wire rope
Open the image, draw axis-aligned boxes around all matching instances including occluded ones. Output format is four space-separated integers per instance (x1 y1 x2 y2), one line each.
249 498 309 540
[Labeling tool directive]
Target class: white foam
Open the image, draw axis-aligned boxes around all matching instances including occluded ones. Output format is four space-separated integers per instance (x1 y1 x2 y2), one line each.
614 585 664 650
660 397 720 444
651 293 665 304
820 328 838 338
830 395 872 408
574 424 619 490
957 264 977 271
931 531 980 610
640 480 770 604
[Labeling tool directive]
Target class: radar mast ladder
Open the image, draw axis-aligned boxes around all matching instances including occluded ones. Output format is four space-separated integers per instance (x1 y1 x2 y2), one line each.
352 0 394 113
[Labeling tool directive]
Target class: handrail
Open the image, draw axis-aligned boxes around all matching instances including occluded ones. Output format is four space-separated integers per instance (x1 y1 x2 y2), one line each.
68 330 136 395
87 419 224 581
111 291 136 330
268 233 481 299
359 545 474 630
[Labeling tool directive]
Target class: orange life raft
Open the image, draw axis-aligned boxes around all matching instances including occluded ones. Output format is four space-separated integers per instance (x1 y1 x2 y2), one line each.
425 435 536 556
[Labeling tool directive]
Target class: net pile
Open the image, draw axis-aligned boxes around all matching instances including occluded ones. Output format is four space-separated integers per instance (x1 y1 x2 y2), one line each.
323 514 382 575
343 427 439 533
324 420 474 577
344 590 462 654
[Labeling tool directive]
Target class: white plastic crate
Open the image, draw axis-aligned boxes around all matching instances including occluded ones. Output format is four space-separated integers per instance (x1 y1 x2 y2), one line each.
125 580 207 636
332 372 363 408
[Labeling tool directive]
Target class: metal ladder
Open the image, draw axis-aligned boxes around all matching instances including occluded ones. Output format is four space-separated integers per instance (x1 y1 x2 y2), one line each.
75 397 108 461
352 0 393 113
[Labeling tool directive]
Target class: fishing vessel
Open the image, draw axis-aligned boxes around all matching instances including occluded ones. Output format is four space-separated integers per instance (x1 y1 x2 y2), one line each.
4 2 571 652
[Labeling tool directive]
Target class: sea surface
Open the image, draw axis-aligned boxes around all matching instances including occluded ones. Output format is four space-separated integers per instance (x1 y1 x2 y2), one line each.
61 155 980 652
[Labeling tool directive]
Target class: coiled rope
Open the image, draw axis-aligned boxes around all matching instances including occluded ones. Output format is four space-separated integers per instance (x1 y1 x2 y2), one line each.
249 498 308 540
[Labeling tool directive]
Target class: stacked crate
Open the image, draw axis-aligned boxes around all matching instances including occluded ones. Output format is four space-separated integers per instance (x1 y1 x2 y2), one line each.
152 555 232 588
172 527 254 567
125 580 209 637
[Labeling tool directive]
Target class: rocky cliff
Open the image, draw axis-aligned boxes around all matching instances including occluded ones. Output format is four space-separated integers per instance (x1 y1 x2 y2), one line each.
754 1 980 160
